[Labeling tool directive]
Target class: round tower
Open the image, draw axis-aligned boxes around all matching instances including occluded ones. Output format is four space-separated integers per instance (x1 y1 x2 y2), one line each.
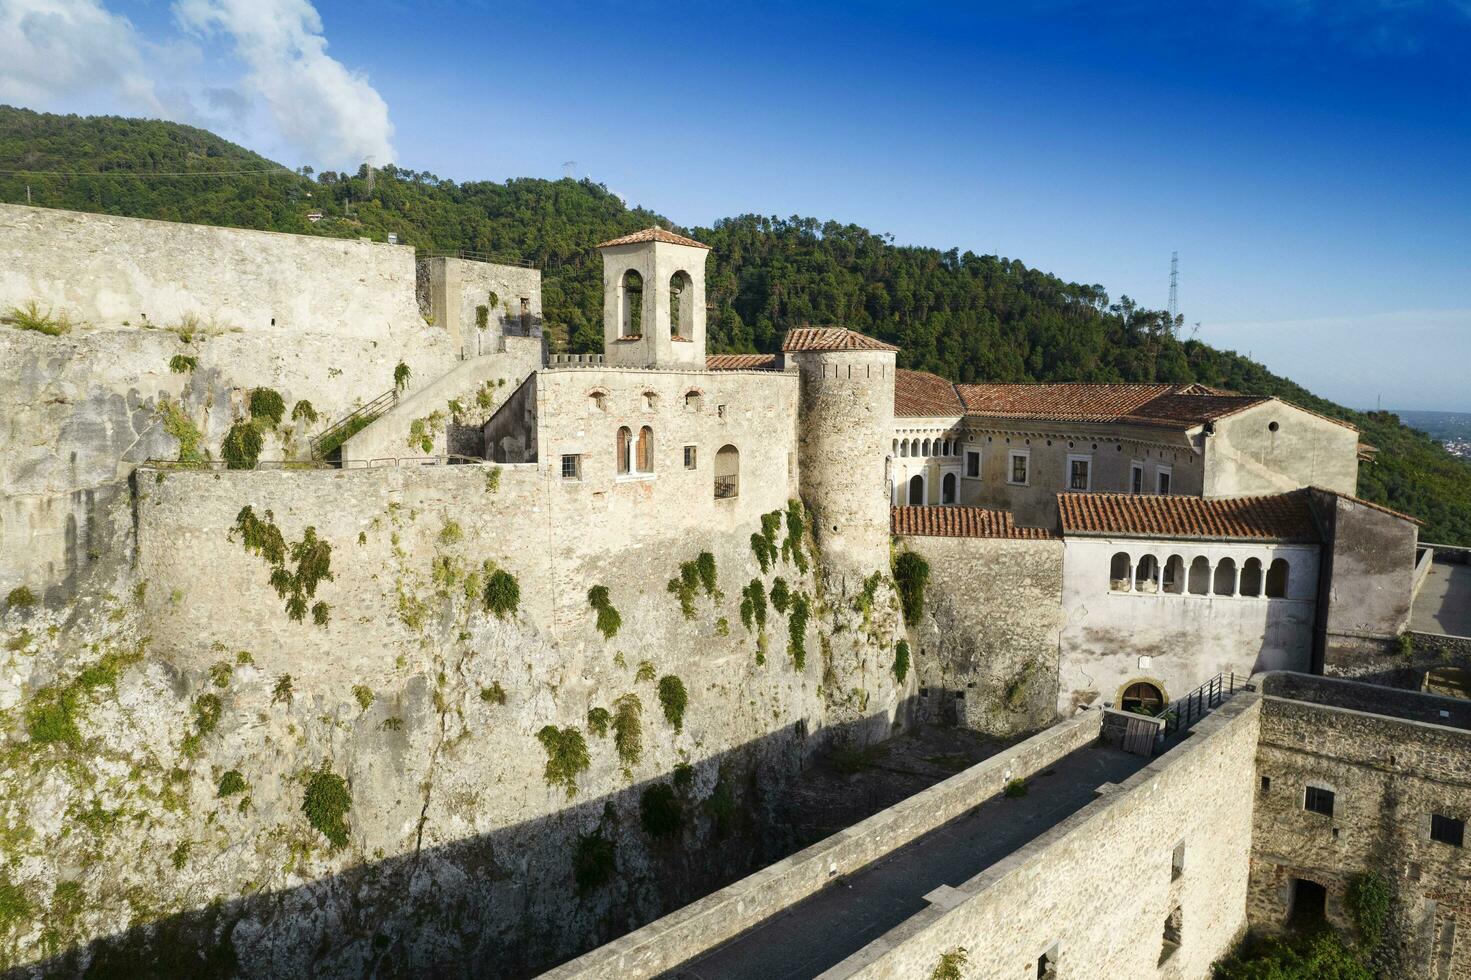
785 328 897 582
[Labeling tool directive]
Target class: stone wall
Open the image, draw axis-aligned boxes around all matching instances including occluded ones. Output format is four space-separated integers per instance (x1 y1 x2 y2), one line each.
1205 400 1359 498
1313 488 1420 667
827 693 1262 979
896 534 1065 735
419 256 543 360
1249 678 1471 977
1058 536 1318 715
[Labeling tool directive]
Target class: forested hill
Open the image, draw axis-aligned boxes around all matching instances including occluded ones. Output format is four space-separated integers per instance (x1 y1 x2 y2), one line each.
3 105 1469 545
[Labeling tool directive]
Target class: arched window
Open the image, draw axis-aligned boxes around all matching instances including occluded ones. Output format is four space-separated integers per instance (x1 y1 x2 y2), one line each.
669 271 694 339
715 444 739 499
588 389 608 413
899 440 908 458
1121 681 1166 715
1135 554 1161 594
1266 559 1290 598
685 389 703 412
642 391 658 411
1163 555 1186 595
942 439 951 456
908 474 925 505
922 438 932 457
620 269 643 338
909 438 919 457
1188 557 1210 595
1110 552 1132 592
636 426 653 473
942 472 957 504
1213 557 1237 596
616 426 632 475
1240 558 1263 597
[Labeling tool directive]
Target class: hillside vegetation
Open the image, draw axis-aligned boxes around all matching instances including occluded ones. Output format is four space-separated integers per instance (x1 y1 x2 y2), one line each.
3 105 1468 545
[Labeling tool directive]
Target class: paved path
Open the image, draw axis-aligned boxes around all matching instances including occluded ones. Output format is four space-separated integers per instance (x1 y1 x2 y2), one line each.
1412 560 1471 637
661 743 1147 980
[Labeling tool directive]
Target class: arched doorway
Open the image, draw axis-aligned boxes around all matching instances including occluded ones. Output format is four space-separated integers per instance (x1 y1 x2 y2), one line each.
1119 680 1166 715
907 474 925 505
941 472 957 504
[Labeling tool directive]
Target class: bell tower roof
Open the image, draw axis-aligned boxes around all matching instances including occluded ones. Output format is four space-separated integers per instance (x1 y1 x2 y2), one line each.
596 227 710 250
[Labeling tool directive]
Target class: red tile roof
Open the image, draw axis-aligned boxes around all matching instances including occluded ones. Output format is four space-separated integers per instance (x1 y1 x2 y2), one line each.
706 353 778 371
781 327 899 353
895 369 965 417
1056 491 1321 542
955 382 1177 423
891 506 1059 540
596 227 710 250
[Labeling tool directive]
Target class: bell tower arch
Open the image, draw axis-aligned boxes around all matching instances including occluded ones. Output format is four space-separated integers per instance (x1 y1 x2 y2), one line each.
597 227 709 369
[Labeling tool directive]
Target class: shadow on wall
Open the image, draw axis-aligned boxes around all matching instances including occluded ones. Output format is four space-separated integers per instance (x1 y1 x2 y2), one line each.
25 709 905 980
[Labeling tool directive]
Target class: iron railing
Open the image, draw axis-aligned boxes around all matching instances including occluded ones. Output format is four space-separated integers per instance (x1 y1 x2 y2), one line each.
308 388 398 460
141 454 486 472
714 475 739 499
1162 671 1238 737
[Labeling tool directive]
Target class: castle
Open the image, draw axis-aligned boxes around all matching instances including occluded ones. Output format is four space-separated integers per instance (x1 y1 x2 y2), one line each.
0 203 1465 978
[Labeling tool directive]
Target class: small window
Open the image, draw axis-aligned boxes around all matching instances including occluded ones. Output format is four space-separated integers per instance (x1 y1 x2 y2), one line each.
560 454 581 481
616 426 631 476
641 391 658 411
1156 466 1172 495
1130 461 1144 494
965 449 980 478
684 445 697 470
1260 775 1271 793
717 404 727 420
1431 814 1465 847
684 390 703 412
1009 450 1029 485
941 472 957 505
1067 454 1091 491
1159 906 1182 965
1171 841 1186 881
1304 785 1335 817
1266 559 1289 598
1269 420 1280 433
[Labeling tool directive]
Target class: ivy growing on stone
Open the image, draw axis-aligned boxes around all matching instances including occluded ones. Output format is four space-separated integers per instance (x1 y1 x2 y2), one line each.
640 783 683 840
740 579 767 632
272 674 294 705
5 586 37 611
667 560 701 619
393 361 411 391
781 499 807 572
352 686 374 711
536 725 590 798
931 947 968 980
612 693 643 767
893 551 931 623
1347 871 1391 950
302 767 352 850
635 660 656 683
695 552 718 597
855 572 883 628
168 354 197 374
158 400 209 466
587 585 621 639
406 411 446 454
480 682 507 705
482 567 520 619
787 593 810 670
573 829 616 895
248 387 285 427
291 400 318 424
229 507 335 624
770 577 791 615
657 675 688 732
218 771 247 797
586 706 611 737
221 419 263 469
893 640 911 685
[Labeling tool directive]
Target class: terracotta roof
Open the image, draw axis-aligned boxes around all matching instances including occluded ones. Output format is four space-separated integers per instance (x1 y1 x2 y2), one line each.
706 353 778 371
781 327 899 353
1057 491 1321 542
891 506 1059 540
1125 392 1271 426
596 227 710 250
895 369 965 417
956 383 1177 424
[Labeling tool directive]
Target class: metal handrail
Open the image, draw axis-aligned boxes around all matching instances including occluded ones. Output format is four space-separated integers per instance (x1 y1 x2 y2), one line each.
141 454 487 472
1161 671 1238 737
308 388 399 459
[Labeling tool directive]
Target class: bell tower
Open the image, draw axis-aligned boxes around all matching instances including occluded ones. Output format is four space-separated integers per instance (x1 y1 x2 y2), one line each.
596 227 708 369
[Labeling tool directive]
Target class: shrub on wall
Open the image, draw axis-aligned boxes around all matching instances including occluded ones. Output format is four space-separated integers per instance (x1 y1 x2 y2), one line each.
158 400 209 466
291 400 318 424
221 420 263 469
657 675 688 732
586 706 611 737
587 585 621 639
695 552 718 597
1214 931 1371 980
482 568 520 619
931 947 968 980
781 500 808 572
740 579 767 632
639 783 682 840
573 829 616 895
787 593 810 670
612 693 643 767
3 299 72 336
893 640 910 685
667 561 700 619
1347 871 1391 949
217 770 248 797
535 725 590 798
168 354 197 374
892 551 930 623
302 767 352 850
248 387 286 427
393 361 411 391
769 577 790 615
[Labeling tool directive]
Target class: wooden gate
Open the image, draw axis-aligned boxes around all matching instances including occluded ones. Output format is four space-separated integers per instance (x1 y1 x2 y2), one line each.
1122 715 1157 756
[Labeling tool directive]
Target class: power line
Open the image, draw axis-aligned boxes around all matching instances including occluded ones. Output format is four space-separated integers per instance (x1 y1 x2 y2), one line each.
0 167 297 179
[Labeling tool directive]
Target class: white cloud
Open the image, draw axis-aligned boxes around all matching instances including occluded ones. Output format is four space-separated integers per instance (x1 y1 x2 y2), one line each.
0 0 162 114
174 0 395 169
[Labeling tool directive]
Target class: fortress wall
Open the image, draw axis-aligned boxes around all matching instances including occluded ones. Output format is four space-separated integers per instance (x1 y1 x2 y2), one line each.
543 710 1105 980
421 257 543 358
1249 687 1471 976
831 693 1262 980
896 534 1065 735
0 203 424 338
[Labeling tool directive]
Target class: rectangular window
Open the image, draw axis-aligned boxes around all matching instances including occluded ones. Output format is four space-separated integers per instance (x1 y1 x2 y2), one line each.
683 445 697 470
1156 466 1173 495
1304 785 1335 816
1131 462 1144 494
1261 775 1271 794
1431 814 1465 847
560 454 581 480
1067 454 1091 491
965 449 981 479
1009 450 1030 486
1171 841 1186 881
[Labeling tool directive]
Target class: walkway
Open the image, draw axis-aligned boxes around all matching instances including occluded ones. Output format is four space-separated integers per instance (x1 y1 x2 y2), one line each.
1412 559 1471 637
660 742 1148 980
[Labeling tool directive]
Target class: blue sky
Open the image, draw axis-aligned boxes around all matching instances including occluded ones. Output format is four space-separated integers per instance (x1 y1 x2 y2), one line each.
4 1 1469 411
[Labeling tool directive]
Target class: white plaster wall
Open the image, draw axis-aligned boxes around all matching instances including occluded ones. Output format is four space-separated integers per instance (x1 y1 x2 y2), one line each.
1058 536 1320 712
1204 400 1359 498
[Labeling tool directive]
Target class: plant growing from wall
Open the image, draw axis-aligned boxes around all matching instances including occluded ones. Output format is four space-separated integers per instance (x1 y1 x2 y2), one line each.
587 586 621 639
750 510 782 574
302 767 352 850
291 400 318 424
221 419 263 469
657 675 688 732
168 354 197 374
5 586 37 611
1394 633 1414 657
893 550 931 624
931 947 968 980
740 579 767 632
157 400 209 466
484 465 502 493
769 577 790 615
406 410 446 453
612 693 643 767
482 567 520 619
708 768 737 838
272 674 294 705
1003 778 1028 798
695 552 718 597
639 783 683 840
893 640 910 685
475 305 489 331
1347 871 1392 950
1214 932 1370 979
229 507 334 623
573 829 616 895
352 686 374 710
480 682 507 705
536 725 590 798
787 593 810 670
217 770 248 797
667 560 701 619
855 572 883 628
248 387 286 427
586 706 611 737
634 660 656 683
3 300 72 336
394 361 411 391
781 500 808 572
26 686 82 747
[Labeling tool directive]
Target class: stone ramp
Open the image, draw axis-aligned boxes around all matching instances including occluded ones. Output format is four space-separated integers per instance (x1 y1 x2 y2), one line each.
659 743 1148 980
1412 558 1471 637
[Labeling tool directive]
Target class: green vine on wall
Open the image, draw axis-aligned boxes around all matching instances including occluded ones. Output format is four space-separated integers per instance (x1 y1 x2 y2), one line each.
931 947 968 980
781 500 808 572
657 675 688 732
302 767 352 850
482 566 520 619
893 640 911 685
770 578 791 615
168 354 197 374
586 706 611 737
740 579 767 632
221 420 263 469
1347 871 1392 950
228 506 333 625
535 725 590 798
573 829 616 894
788 593 810 670
612 693 643 768
157 400 209 466
893 550 931 623
588 585 621 639
248 388 285 427
639 783 683 840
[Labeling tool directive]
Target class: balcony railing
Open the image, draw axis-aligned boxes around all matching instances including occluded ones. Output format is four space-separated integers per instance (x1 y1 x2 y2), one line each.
714 475 739 499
